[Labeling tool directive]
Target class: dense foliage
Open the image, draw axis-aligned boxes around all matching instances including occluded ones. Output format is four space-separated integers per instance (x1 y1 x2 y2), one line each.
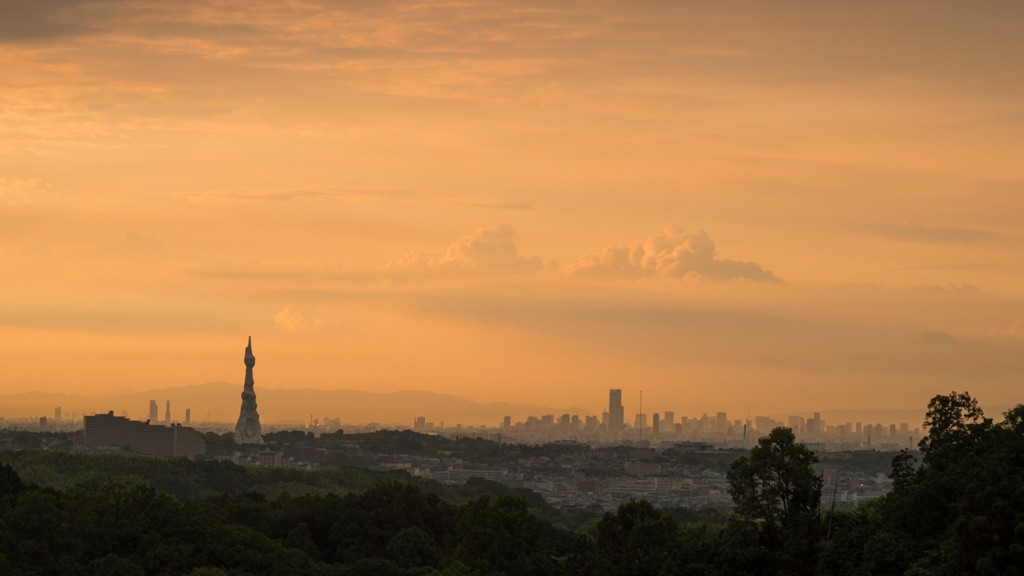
0 451 596 532
821 393 1024 575
0 471 586 576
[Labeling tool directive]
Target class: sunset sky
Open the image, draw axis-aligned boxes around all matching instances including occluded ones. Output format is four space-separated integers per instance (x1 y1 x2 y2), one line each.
2 0 1023 418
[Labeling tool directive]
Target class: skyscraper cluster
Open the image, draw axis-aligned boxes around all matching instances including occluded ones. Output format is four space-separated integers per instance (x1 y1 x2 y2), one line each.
486 389 921 451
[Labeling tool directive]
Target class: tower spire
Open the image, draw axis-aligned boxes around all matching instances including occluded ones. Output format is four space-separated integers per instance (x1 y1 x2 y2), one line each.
234 336 263 444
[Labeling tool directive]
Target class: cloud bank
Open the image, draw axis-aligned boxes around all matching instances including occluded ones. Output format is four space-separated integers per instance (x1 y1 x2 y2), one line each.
567 227 781 283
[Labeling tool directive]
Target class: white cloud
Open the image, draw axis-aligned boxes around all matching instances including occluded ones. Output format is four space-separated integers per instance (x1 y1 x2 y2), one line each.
274 304 322 333
567 227 780 283
393 224 544 274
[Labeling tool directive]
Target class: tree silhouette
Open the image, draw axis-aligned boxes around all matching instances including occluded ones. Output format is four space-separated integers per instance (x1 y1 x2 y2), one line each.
727 427 822 528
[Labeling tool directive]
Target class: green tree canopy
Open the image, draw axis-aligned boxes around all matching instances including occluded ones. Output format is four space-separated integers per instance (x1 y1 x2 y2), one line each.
727 427 822 528
917 390 991 468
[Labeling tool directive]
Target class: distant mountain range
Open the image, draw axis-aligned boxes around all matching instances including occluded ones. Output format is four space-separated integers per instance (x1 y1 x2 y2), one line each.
0 382 594 427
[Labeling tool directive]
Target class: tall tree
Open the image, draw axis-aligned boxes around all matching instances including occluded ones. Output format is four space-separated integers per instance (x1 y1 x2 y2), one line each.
593 499 678 576
917 390 990 469
727 427 822 529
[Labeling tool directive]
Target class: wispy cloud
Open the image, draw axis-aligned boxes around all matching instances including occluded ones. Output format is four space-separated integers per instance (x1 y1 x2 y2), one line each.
869 223 1005 243
178 186 539 213
912 283 980 294
179 186 420 203
451 199 540 212
920 331 960 345
0 0 118 41
0 178 51 205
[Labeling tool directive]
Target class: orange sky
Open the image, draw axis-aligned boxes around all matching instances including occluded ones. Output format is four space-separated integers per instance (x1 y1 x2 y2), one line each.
2 0 1023 418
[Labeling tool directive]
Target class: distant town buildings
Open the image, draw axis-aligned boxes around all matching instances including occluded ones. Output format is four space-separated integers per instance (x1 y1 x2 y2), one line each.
82 412 205 458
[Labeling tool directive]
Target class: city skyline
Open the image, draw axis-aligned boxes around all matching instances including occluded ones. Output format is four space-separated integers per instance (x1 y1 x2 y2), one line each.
3 383 985 441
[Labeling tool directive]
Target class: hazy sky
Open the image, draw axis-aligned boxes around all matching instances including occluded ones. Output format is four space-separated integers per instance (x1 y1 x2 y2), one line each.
2 0 1023 418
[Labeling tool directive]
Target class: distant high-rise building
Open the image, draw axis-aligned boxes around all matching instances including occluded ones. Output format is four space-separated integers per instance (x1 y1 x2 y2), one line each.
634 413 647 430
39 416 48 429
652 413 660 435
502 416 511 429
609 389 624 432
889 424 896 437
856 422 862 434
55 407 61 421
717 412 727 433
149 400 158 423
788 415 804 432
415 416 426 429
560 414 570 427
185 409 191 424
570 414 580 430
900 423 909 435
664 411 674 428
165 401 171 423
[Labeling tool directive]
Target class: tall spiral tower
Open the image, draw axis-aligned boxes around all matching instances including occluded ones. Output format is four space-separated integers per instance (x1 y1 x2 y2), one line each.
233 336 264 444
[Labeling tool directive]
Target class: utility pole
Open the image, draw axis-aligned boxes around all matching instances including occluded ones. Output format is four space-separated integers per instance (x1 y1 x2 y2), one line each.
826 471 842 541
639 391 643 444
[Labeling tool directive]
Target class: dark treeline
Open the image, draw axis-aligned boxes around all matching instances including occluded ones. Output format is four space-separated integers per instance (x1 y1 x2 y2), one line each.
0 391 1020 575
0 451 598 532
